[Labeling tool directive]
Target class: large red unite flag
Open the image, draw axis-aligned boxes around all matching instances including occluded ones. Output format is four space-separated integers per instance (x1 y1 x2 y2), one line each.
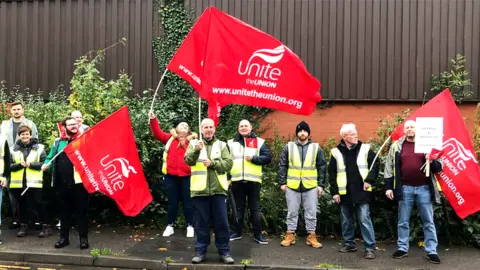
167 6 322 124
391 90 480 219
64 106 152 217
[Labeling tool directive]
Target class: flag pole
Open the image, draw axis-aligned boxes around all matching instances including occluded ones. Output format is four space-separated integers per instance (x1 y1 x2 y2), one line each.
149 68 169 114
198 96 202 141
370 136 391 171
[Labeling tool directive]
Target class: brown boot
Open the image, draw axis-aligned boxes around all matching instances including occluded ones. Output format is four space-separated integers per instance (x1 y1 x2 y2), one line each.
280 231 296 247
306 232 323 248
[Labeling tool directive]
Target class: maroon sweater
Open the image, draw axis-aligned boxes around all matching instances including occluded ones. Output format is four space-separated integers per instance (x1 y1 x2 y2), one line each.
400 141 429 186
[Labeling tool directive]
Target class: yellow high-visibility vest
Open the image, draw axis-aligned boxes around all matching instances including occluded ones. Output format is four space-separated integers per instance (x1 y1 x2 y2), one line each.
227 138 264 183
286 142 318 189
11 144 45 188
161 137 175 174
190 140 228 192
331 144 371 195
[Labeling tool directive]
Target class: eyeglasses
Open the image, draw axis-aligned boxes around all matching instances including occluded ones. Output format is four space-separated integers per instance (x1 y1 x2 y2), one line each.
66 124 77 127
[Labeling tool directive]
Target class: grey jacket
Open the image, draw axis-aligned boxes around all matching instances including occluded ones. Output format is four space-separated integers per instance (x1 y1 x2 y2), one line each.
0 118 38 149
384 135 443 204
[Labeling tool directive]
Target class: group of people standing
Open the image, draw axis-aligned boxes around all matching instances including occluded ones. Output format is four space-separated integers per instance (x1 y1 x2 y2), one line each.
0 102 91 249
150 113 443 265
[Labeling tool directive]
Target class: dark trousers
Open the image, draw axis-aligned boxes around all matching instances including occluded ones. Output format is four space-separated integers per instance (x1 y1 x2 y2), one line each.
193 195 230 256
58 184 89 239
11 188 45 224
231 181 262 235
164 174 193 226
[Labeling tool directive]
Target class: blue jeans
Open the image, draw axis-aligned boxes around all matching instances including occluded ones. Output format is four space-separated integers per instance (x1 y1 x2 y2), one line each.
340 202 376 251
164 175 193 226
192 195 230 256
398 185 438 254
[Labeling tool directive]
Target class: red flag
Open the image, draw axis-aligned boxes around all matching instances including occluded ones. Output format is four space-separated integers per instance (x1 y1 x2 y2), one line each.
428 148 444 160
390 90 480 219
57 122 66 138
168 6 321 116
63 106 152 217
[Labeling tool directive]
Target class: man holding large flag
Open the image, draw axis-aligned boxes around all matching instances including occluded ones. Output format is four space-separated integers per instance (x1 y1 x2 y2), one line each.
42 116 89 249
184 118 234 264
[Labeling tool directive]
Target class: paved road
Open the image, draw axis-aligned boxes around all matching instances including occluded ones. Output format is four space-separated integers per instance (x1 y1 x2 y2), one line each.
0 261 123 270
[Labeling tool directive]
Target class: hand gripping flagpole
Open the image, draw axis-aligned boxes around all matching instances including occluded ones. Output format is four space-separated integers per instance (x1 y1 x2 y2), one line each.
369 136 391 171
22 149 65 196
149 68 169 114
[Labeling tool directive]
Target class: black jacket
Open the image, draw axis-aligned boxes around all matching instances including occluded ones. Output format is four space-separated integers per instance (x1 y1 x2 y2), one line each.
0 140 10 180
328 140 380 204
278 139 327 191
10 138 46 187
227 132 272 180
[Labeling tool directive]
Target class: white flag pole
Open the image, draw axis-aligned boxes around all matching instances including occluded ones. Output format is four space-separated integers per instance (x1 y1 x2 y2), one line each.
370 136 391 171
198 96 202 141
149 68 169 114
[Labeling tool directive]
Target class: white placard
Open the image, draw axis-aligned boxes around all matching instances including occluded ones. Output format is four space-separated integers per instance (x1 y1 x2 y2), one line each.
244 147 257 157
414 117 443 153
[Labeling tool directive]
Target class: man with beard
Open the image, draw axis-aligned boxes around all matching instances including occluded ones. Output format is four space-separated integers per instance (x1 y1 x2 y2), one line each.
385 120 443 264
42 117 90 249
228 119 271 244
184 118 234 264
0 102 38 229
278 121 327 248
328 123 379 259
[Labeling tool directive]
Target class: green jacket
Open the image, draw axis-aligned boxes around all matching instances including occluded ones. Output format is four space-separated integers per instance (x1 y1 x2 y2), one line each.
44 138 71 187
184 137 233 197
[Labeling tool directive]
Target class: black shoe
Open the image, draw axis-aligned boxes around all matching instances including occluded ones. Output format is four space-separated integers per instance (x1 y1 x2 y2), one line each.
55 238 70 248
254 234 268 245
8 222 20 229
339 246 358 253
219 255 234 264
364 250 376 259
427 253 441 264
229 232 242 241
392 250 408 259
16 223 28 237
38 224 52 238
192 254 206 264
80 237 89 249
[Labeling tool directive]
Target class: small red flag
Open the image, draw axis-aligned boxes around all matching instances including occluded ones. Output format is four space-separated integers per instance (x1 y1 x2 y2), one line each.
64 106 152 217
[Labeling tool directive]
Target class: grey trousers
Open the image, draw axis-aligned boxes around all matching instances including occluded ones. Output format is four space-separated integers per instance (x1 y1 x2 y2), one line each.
285 187 318 233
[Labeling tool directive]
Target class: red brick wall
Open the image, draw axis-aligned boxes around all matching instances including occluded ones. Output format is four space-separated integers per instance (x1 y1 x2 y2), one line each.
260 103 478 143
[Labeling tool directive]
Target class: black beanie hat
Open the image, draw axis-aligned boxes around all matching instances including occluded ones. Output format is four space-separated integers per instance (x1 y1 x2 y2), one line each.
296 121 310 136
173 119 187 128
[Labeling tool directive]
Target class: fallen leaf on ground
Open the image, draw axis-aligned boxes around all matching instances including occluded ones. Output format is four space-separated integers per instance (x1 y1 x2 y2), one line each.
158 248 167 251
376 247 386 251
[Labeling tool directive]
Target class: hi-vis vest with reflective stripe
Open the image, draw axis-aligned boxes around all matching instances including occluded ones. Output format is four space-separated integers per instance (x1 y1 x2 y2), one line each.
287 142 319 189
227 138 264 183
10 144 45 188
0 135 6 182
190 140 228 192
331 144 371 195
162 137 175 174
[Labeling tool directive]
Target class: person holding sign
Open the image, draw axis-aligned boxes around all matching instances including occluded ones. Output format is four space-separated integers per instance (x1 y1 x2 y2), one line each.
278 121 327 249
227 120 272 245
9 125 49 238
42 117 90 250
328 124 379 259
184 118 234 264
384 120 443 264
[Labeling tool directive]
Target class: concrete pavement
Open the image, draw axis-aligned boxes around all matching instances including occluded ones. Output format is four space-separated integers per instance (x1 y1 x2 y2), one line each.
0 224 479 269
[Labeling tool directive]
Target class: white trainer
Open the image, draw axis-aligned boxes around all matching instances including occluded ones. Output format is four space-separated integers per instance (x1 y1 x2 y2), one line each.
186 226 194 238
162 225 174 237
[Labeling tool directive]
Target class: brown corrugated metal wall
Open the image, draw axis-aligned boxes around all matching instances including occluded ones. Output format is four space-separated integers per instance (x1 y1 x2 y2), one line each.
1 0 479 101
0 0 161 98
187 0 480 102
